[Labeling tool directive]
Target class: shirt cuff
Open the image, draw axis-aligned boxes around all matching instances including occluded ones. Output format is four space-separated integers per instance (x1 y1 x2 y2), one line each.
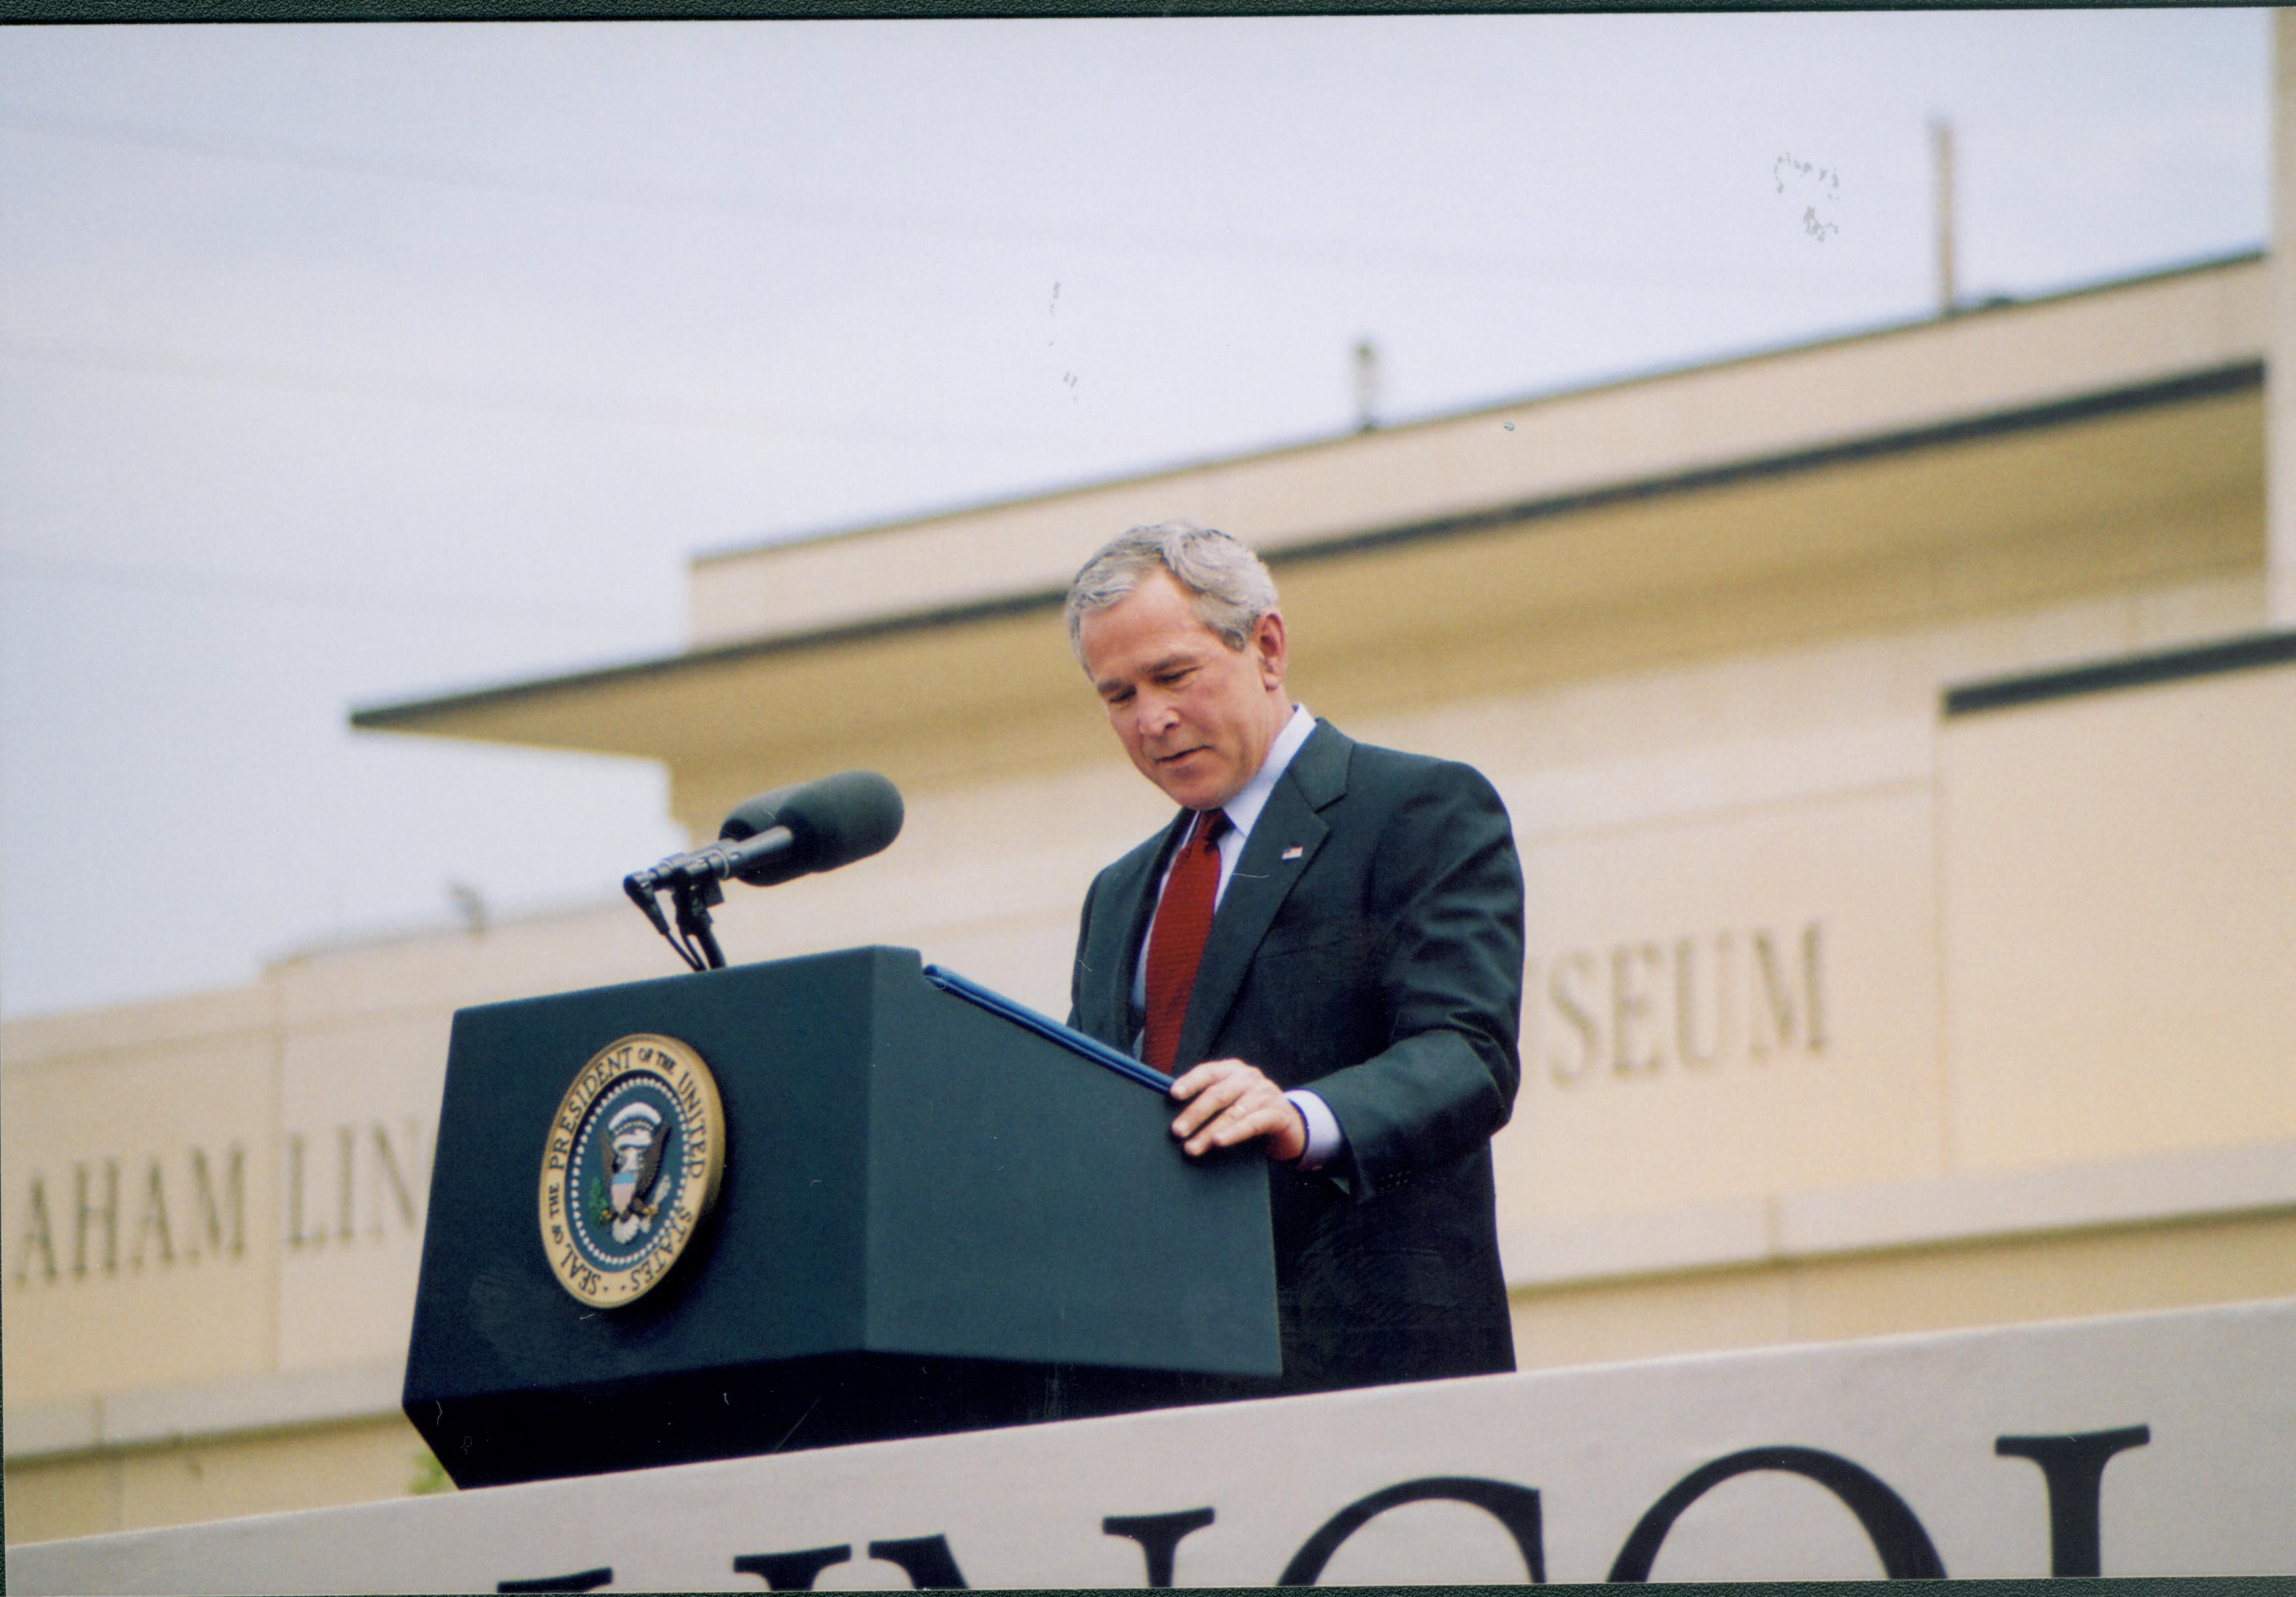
1285 1089 1345 1171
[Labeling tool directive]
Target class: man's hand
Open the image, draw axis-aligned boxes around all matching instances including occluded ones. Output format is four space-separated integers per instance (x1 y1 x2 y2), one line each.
1168 1059 1307 1161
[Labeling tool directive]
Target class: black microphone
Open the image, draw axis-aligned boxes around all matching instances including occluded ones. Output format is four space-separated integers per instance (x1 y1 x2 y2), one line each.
715 769 905 887
628 769 906 894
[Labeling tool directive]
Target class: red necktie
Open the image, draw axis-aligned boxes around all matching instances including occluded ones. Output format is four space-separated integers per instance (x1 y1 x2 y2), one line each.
1141 809 1228 1073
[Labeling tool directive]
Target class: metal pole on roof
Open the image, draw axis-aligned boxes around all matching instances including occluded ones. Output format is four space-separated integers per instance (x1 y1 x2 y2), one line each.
1932 118 1958 319
2270 12 2296 626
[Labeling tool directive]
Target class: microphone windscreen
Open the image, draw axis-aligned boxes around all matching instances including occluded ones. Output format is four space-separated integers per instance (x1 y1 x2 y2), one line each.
720 770 904 886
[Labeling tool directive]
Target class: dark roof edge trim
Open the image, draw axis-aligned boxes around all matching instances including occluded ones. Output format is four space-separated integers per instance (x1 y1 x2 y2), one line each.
695 246 2266 568
351 586 1071 730
1271 360 2264 569
1944 629 2296 719
353 359 2265 732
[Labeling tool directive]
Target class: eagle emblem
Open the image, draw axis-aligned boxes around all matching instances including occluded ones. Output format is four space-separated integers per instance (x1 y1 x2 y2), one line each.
602 1101 667 1242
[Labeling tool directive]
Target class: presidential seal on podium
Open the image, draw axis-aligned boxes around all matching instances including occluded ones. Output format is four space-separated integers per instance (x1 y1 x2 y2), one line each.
539 1033 726 1307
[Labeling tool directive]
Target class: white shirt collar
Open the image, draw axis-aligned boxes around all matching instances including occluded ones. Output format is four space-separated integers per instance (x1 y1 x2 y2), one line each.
1220 703 1316 844
1134 704 1320 1016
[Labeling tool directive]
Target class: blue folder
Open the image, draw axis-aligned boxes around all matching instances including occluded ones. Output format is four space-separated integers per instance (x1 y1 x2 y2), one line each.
921 963 1174 1093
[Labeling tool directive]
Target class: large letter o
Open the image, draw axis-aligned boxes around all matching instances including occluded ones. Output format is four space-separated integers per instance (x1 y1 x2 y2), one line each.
1608 1445 1945 1581
1278 1476 1545 1586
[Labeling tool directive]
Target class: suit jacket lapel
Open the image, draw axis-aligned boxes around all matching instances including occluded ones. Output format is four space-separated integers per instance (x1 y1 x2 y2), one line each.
1174 721 1352 1068
1081 809 1191 1045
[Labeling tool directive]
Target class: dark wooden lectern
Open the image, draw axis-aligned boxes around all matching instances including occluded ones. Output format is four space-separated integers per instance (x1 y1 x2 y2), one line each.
403 946 1281 1487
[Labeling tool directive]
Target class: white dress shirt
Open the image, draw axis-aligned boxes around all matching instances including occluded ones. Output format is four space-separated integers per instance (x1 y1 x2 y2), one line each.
1132 704 1346 1170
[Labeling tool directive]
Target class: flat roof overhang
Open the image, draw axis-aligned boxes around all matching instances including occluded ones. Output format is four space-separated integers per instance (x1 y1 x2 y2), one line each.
350 363 2264 813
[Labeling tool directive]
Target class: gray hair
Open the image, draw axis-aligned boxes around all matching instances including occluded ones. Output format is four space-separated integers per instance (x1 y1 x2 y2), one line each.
1064 520 1279 664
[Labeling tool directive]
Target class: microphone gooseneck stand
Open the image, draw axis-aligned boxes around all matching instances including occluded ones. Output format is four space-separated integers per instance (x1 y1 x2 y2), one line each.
622 870 725 972
671 876 726 970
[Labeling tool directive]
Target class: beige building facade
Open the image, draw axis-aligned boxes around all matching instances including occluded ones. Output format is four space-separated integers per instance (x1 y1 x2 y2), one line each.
11 78 2296 1546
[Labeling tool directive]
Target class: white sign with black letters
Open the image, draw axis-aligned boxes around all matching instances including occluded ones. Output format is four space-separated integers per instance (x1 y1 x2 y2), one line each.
12 1301 2292 1592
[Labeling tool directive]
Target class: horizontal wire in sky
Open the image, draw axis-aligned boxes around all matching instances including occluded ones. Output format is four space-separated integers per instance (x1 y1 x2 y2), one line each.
0 334 1118 451
0 546 650 626
0 110 1912 296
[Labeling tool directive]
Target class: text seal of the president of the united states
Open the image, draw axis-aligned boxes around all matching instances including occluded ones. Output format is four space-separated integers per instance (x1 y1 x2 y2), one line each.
539 1033 726 1307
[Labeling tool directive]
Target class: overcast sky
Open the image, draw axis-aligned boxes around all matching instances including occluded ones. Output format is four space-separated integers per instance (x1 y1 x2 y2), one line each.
0 11 2270 1022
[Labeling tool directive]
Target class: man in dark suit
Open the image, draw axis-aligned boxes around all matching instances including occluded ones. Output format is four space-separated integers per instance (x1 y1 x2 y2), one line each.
1064 520 1524 1393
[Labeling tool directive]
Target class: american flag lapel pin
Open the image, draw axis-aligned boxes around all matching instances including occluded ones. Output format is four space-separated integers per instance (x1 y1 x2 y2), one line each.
1281 845 1305 861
